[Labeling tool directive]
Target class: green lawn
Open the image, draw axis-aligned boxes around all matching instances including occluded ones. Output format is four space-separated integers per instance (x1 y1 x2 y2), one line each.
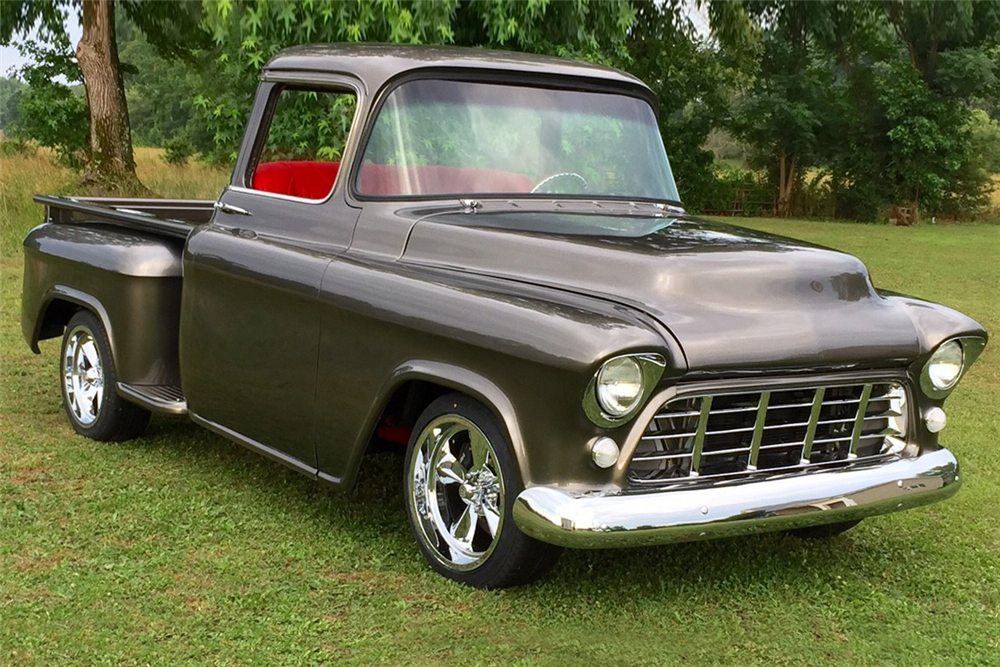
2 186 998 664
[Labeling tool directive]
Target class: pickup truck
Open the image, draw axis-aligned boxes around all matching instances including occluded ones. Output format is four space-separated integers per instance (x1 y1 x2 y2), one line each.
22 45 988 588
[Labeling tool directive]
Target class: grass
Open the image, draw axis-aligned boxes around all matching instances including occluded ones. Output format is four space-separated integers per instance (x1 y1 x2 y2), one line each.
2 153 999 666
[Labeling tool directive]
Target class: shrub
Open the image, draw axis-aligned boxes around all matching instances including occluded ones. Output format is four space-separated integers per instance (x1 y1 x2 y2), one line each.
162 136 194 166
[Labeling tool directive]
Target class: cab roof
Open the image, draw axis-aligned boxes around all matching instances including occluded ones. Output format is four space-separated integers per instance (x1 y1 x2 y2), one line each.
264 44 648 94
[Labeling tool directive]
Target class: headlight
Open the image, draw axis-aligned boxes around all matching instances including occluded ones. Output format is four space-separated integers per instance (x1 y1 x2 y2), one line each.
595 357 644 417
924 340 965 393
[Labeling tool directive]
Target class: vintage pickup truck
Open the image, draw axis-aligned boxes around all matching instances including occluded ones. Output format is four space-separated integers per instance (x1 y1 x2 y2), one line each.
22 45 988 588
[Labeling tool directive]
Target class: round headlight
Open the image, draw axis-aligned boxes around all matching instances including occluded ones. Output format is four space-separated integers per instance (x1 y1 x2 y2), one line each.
926 340 964 391
596 357 644 417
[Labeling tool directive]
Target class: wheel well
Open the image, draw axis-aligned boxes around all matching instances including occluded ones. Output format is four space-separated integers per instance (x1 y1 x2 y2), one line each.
38 298 82 341
367 380 453 448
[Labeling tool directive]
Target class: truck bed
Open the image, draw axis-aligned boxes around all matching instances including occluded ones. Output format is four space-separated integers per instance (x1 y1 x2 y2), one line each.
34 195 215 239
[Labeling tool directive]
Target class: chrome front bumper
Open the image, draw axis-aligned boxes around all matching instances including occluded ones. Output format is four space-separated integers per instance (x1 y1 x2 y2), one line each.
512 449 960 548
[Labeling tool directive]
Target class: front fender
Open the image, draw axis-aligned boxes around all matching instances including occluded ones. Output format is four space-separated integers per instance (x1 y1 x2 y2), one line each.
313 255 681 490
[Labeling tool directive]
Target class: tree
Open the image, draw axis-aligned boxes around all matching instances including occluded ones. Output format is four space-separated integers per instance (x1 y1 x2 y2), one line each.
0 77 26 131
716 0 1000 220
624 1 742 211
722 1 841 217
0 0 206 193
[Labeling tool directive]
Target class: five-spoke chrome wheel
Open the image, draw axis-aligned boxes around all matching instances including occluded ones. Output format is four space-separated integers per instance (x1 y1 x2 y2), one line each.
404 393 563 588
408 415 506 571
63 325 105 426
58 311 150 441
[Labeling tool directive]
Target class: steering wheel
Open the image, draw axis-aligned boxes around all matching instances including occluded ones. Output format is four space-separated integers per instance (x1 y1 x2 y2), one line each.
530 172 590 194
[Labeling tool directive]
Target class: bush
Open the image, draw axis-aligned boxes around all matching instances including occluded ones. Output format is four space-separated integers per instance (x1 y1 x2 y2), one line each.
0 135 36 158
699 166 774 216
162 136 194 166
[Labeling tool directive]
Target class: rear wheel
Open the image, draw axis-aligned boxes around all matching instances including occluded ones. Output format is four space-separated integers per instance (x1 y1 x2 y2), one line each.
60 310 151 441
404 393 562 588
787 519 862 539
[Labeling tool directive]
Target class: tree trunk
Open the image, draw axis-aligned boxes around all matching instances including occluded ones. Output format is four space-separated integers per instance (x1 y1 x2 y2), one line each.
76 0 144 194
776 149 796 217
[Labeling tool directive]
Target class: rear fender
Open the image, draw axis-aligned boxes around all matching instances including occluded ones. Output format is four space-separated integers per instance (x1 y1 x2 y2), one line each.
22 223 184 386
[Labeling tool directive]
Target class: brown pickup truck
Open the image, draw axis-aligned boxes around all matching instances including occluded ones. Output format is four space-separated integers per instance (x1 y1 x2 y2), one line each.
21 45 987 588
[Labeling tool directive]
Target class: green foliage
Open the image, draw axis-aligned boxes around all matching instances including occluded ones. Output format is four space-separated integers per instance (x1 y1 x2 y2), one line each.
720 0 1000 221
2 0 210 188
0 135 35 158
0 77 25 131
625 1 743 211
196 0 636 162
7 41 89 168
118 26 218 154
261 89 356 162
969 109 1000 174
161 136 194 165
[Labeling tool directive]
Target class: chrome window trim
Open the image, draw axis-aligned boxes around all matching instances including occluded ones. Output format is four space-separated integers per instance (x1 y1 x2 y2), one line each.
237 78 366 206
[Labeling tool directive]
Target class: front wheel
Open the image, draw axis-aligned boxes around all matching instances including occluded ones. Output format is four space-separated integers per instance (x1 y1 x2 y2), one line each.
60 310 151 441
404 393 562 588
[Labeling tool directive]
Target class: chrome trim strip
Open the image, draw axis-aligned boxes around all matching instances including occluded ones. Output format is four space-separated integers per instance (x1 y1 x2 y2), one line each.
849 384 874 458
690 396 712 475
628 452 892 487
747 391 770 470
514 449 960 549
800 387 825 463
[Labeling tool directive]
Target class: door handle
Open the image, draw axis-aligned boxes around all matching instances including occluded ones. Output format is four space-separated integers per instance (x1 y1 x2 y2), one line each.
214 201 253 216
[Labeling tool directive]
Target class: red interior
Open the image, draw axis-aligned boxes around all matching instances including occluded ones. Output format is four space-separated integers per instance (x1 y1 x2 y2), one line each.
252 161 340 200
252 160 533 198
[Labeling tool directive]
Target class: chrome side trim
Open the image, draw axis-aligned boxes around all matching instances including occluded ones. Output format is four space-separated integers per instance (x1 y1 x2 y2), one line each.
513 448 959 549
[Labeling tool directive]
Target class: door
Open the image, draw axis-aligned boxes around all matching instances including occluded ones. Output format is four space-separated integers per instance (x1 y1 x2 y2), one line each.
179 81 361 469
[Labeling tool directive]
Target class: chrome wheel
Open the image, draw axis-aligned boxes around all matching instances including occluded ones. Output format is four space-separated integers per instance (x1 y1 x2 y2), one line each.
408 415 506 571
63 325 105 426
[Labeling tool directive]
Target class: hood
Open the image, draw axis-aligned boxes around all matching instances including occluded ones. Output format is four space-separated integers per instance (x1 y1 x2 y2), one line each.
401 209 922 373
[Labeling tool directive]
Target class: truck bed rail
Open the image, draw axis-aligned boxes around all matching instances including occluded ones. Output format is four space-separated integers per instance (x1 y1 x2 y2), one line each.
34 195 215 240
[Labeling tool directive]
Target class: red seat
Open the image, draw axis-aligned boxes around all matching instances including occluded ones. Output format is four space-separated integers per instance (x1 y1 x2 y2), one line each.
252 161 340 199
359 164 534 196
253 160 534 199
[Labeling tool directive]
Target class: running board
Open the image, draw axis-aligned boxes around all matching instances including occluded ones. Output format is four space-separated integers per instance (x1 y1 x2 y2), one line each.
117 383 187 415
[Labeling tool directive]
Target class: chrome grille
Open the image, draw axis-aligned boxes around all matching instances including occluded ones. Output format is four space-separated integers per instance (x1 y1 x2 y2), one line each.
629 382 908 487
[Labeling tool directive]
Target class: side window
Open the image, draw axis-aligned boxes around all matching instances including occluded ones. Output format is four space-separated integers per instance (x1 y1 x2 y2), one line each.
248 87 357 201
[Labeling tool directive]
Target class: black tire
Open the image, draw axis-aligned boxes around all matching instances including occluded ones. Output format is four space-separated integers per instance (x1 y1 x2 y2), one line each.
404 393 562 588
59 310 151 442
787 519 862 539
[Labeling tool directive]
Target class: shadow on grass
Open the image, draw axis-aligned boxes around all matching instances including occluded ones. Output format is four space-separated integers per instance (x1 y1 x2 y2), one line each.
126 413 930 600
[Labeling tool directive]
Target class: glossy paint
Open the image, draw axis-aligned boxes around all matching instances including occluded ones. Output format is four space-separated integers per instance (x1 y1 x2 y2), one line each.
22 223 185 386
22 45 988 505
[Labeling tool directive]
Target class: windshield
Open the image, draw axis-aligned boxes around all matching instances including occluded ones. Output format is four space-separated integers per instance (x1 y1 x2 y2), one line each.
356 79 680 202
